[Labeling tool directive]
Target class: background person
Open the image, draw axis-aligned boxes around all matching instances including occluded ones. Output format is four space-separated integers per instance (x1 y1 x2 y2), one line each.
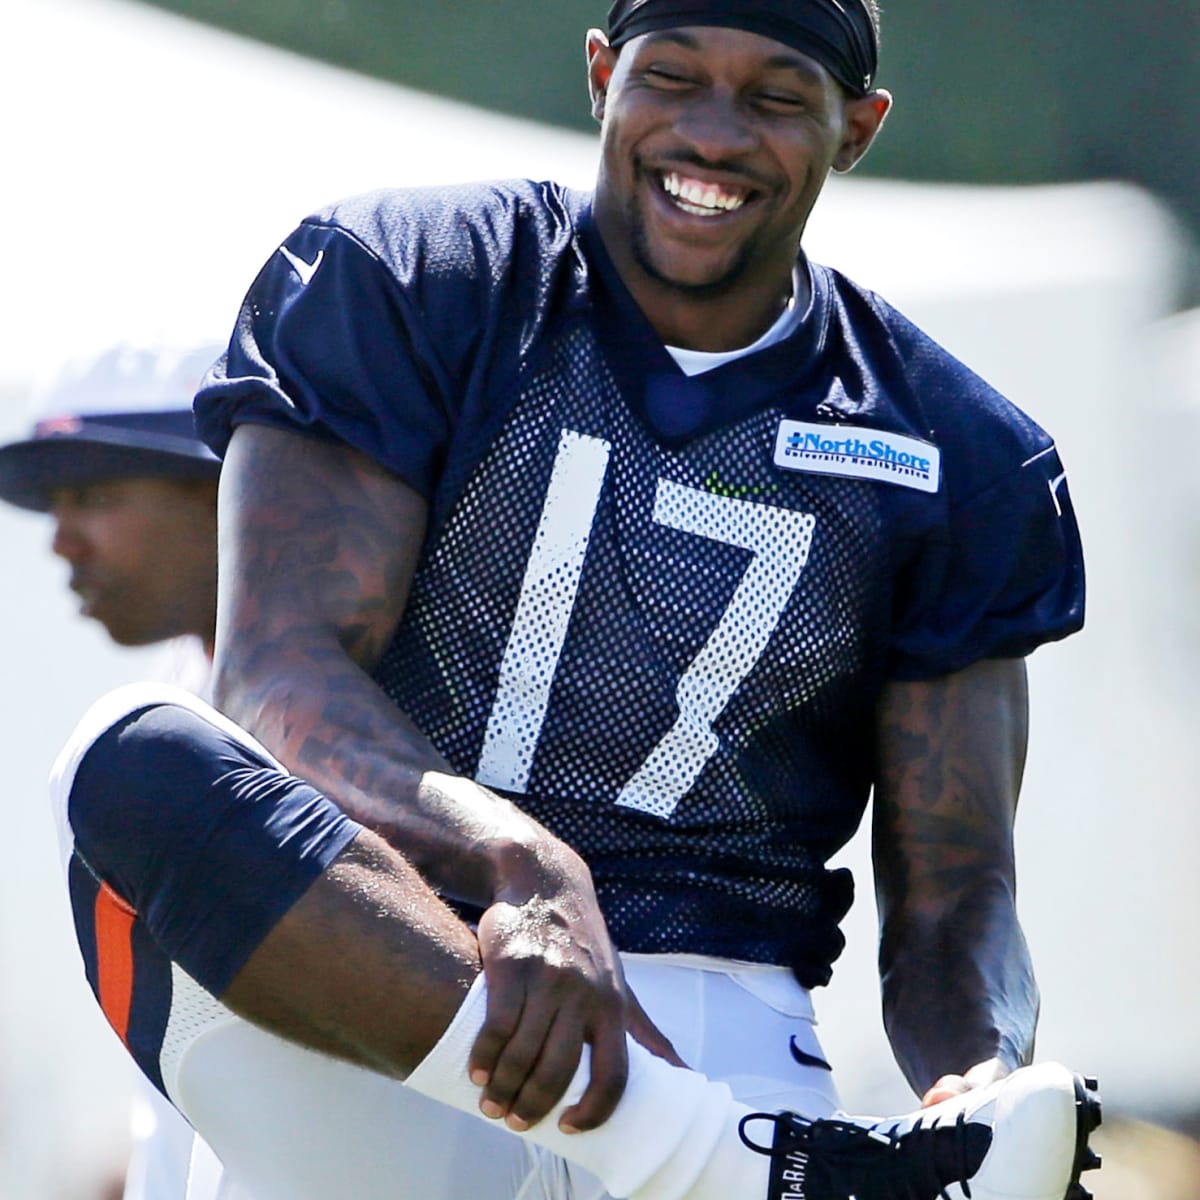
0 341 221 1199
0 342 221 664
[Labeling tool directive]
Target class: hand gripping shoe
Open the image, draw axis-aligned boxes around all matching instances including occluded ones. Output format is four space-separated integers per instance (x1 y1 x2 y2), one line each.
739 1063 1102 1200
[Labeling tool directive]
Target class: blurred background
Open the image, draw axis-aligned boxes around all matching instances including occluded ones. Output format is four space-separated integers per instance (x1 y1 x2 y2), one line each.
2 0 1197 1195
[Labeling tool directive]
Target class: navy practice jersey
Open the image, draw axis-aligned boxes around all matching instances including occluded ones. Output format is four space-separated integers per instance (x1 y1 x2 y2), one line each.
196 181 1084 986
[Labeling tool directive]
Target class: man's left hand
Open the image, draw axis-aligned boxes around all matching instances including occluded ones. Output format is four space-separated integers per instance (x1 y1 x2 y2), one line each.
921 1057 1011 1106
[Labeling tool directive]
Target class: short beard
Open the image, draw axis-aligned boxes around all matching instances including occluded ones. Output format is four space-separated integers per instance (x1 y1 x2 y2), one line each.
627 197 755 298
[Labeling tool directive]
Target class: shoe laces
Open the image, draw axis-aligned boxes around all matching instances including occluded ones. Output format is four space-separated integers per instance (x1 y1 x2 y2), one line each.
739 1108 985 1200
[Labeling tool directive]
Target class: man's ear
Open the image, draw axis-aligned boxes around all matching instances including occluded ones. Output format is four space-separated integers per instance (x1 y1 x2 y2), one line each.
833 89 892 173
586 28 617 123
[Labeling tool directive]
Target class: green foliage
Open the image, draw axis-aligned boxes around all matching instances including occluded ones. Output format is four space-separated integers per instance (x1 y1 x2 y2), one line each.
138 0 1199 240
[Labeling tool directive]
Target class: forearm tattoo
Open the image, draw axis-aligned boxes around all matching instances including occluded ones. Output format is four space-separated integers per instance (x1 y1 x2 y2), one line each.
872 661 1038 1090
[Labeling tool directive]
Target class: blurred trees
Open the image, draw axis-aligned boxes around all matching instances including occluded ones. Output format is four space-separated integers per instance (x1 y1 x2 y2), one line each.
141 0 1198 245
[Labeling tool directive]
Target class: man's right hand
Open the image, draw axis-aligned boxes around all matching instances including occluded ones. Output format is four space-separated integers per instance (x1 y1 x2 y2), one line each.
468 839 683 1133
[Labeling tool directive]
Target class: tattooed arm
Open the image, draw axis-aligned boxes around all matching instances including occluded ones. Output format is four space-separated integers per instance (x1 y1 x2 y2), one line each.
871 657 1039 1101
212 422 678 1130
214 423 493 893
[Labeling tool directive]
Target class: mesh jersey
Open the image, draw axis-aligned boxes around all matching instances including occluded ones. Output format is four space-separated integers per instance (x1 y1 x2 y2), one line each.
196 181 1084 986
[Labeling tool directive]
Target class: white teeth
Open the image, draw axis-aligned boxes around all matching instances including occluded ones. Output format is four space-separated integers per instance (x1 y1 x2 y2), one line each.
661 173 746 215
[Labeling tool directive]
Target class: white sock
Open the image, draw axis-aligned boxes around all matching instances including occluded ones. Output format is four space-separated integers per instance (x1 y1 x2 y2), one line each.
406 976 771 1200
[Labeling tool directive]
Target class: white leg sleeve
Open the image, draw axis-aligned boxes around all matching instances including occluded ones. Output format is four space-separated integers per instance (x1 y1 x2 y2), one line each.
406 976 770 1200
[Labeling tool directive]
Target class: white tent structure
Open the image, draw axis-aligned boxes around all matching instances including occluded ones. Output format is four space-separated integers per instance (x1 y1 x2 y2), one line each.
2 0 1196 1194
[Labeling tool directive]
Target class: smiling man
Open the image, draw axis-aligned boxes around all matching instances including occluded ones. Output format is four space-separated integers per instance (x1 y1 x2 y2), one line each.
51 4 1100 1200
589 17 888 348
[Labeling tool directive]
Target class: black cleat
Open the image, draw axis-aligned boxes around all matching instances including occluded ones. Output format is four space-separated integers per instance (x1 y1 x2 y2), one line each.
742 1064 1102 1200
740 1108 992 1199
1069 1074 1103 1193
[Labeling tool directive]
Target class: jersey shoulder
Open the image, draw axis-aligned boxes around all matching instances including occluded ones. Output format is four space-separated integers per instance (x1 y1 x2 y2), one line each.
307 179 589 292
295 180 593 368
815 264 1059 495
195 181 595 487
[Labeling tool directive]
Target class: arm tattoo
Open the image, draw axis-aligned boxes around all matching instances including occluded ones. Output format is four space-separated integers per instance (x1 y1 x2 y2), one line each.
213 425 531 902
873 659 1038 1091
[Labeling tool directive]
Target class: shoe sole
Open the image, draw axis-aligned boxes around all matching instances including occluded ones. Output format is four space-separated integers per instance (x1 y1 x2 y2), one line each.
1065 1074 1103 1200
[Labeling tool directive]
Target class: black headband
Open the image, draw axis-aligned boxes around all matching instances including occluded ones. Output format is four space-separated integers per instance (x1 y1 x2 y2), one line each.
606 0 878 96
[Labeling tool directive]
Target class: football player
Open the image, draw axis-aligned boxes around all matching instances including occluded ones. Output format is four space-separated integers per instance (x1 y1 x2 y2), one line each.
52 3 1100 1199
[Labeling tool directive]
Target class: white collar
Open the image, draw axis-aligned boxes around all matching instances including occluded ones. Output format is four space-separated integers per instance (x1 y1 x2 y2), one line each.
665 267 807 377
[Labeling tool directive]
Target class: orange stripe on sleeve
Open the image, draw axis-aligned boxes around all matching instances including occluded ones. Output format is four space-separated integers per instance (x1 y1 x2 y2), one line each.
94 881 137 1046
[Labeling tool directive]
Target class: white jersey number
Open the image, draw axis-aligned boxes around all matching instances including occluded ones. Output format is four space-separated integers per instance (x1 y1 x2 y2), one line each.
476 429 816 818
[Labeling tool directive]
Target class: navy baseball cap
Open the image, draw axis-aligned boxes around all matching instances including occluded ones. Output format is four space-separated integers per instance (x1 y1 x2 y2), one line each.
0 343 223 513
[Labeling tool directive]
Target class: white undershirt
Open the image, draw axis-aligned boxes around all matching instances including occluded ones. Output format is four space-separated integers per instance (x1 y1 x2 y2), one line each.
665 267 807 377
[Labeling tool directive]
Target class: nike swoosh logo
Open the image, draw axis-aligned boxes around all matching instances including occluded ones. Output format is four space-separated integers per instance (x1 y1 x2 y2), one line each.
789 1035 832 1072
279 245 325 286
1048 471 1068 516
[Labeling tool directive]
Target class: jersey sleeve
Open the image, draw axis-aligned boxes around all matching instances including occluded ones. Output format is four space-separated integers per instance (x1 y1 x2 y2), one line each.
888 441 1085 679
194 214 456 498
